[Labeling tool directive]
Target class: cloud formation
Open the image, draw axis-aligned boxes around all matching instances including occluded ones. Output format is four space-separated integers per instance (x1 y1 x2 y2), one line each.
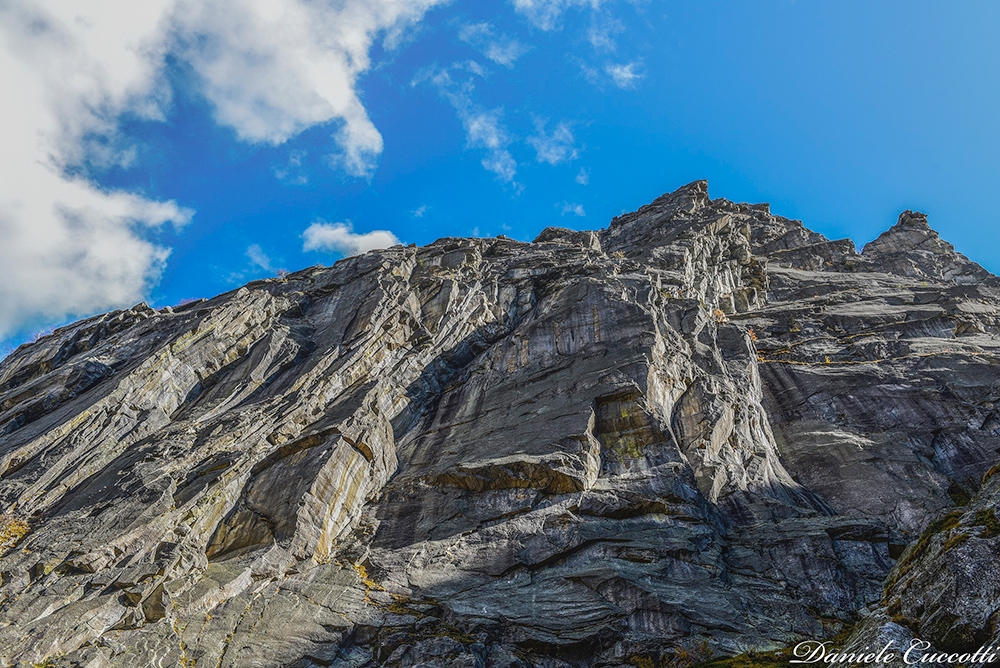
273 150 309 185
529 120 579 165
511 1 643 95
466 110 518 182
418 64 518 183
0 0 443 340
0 1 191 340
459 22 530 68
302 221 400 256
587 16 623 52
172 0 443 176
246 244 275 273
606 61 644 89
511 0 601 31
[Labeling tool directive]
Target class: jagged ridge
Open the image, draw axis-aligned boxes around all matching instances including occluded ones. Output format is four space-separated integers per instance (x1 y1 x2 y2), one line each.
0 182 998 667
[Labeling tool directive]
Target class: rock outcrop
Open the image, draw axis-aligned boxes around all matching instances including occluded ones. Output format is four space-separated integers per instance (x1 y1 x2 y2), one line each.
0 181 998 667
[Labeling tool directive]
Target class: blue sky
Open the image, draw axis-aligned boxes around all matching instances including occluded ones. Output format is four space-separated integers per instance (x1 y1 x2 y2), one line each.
2 1 999 355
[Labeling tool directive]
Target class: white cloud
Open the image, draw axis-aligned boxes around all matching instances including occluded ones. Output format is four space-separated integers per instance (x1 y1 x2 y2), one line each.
588 15 624 51
459 22 530 68
575 167 590 185
171 0 446 177
528 119 579 165
227 243 282 283
0 0 444 339
606 61 643 89
302 221 400 256
518 3 642 91
273 150 308 184
467 110 518 181
246 244 274 273
412 205 428 218
485 41 530 68
577 60 602 85
512 0 601 30
0 1 191 340
418 64 518 183
560 202 586 217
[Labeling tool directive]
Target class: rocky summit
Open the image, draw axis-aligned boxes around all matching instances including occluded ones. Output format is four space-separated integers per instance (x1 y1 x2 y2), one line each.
1 181 998 668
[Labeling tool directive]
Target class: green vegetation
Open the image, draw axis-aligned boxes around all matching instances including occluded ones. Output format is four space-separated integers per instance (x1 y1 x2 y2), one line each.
628 640 715 668
883 509 964 596
971 508 1000 538
692 650 789 668
942 532 970 551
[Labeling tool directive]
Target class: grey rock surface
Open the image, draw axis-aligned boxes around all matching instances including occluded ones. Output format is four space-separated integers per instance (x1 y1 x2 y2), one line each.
0 181 998 667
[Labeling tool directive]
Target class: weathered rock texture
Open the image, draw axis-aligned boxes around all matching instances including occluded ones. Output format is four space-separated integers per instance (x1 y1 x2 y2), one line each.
0 181 998 667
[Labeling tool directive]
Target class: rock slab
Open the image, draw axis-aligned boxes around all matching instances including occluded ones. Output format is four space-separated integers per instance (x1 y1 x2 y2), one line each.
1 181 998 667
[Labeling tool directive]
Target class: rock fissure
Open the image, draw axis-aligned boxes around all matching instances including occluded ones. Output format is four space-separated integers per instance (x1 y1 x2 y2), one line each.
1 182 998 666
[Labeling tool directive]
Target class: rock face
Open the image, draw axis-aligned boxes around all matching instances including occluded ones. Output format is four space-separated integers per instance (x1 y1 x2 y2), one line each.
0 181 998 667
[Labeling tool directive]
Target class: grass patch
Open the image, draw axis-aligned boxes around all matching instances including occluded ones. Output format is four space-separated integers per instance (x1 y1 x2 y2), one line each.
942 533 970 551
971 508 1000 538
883 509 964 596
626 641 715 668
693 651 789 668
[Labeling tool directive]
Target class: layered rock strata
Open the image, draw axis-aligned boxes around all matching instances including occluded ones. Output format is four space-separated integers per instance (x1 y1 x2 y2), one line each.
0 181 997 667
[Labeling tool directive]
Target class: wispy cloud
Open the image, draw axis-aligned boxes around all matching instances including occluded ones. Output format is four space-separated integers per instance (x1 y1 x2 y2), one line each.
273 150 308 184
513 2 643 92
227 243 284 283
578 57 643 90
416 64 519 184
246 244 275 273
528 119 579 165
588 15 624 51
560 202 586 217
459 22 530 68
511 0 602 31
575 167 590 185
466 110 518 181
606 61 644 89
412 205 428 218
302 221 400 256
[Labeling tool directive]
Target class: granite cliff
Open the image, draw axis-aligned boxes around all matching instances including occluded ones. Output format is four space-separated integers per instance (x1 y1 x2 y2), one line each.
0 181 998 667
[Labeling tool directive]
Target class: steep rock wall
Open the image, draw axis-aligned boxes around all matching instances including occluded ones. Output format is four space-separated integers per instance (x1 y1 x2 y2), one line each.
0 182 997 667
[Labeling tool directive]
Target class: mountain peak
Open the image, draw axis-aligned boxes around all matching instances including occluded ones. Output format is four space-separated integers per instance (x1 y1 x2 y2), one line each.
609 180 711 230
862 210 994 284
863 210 939 254
896 209 932 229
